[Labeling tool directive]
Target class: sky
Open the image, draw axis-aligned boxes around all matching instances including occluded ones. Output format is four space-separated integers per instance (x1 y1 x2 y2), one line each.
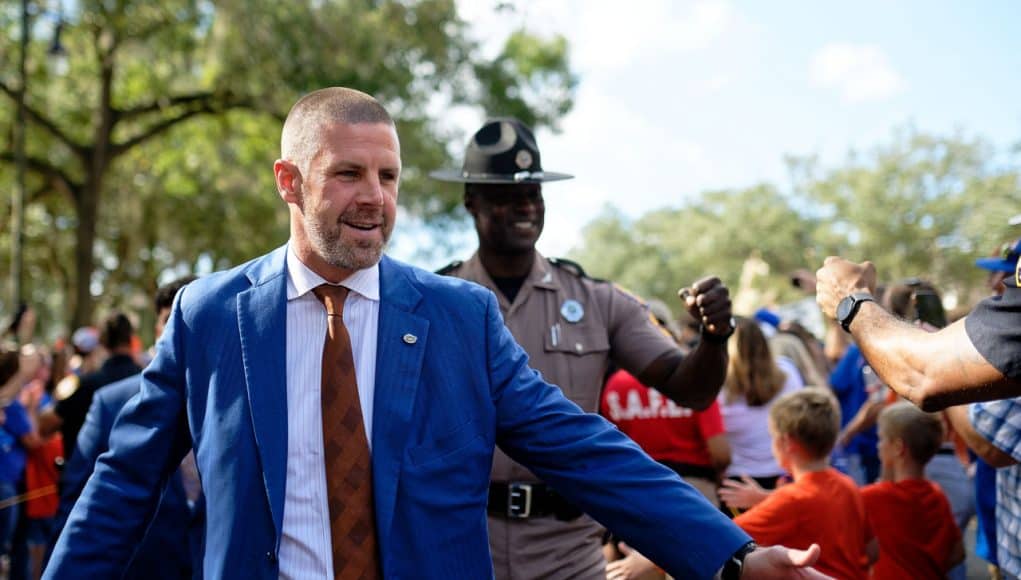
390 0 1021 267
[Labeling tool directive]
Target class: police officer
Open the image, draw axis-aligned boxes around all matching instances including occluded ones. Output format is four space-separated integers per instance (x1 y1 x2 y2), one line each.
816 252 1021 411
431 118 737 579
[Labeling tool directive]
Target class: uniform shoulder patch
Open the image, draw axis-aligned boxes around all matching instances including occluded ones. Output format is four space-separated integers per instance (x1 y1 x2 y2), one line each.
612 283 648 307
435 260 463 276
547 257 597 279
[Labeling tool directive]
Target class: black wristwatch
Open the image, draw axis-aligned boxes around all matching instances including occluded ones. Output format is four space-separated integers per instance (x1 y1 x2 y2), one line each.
720 541 757 580
701 317 736 344
835 292 875 333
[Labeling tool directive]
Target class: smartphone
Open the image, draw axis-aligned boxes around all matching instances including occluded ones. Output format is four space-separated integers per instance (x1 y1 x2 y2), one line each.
914 291 947 329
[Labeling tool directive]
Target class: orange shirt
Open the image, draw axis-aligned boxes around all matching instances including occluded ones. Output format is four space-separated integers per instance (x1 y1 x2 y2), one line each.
735 468 872 580
24 434 63 519
862 479 961 579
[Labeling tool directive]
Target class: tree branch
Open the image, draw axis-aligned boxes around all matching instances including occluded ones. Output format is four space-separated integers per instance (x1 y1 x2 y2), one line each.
0 79 86 153
0 151 81 203
111 95 257 157
115 91 223 122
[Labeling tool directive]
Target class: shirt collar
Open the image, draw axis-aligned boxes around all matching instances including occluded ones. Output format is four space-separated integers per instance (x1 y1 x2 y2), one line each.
462 250 559 291
285 244 380 302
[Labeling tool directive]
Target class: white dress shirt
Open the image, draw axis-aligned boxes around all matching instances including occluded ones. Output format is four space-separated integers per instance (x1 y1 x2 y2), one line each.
278 247 380 579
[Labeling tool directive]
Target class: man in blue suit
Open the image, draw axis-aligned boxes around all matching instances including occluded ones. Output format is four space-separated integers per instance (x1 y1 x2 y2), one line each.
53 276 201 579
46 87 827 579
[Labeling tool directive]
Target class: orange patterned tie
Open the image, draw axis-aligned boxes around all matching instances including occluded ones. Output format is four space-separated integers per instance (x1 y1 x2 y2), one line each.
312 284 379 579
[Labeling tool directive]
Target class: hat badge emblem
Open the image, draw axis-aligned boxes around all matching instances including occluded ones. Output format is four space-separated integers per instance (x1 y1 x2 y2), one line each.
515 149 533 169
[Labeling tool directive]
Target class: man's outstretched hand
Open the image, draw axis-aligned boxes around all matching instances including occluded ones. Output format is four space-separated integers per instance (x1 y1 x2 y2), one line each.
742 544 833 579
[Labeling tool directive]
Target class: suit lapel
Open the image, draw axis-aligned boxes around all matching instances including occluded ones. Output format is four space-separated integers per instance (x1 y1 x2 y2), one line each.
237 246 289 544
373 256 428 551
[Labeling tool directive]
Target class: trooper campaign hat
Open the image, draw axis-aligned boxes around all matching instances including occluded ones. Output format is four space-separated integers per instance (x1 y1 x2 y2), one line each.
430 117 573 184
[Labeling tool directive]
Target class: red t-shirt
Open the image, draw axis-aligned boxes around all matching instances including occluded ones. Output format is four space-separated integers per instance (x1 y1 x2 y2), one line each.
25 434 63 519
600 370 724 467
734 468 872 580
862 479 961 579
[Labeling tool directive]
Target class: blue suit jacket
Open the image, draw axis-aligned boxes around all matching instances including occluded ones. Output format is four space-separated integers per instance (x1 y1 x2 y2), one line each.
54 375 202 579
46 247 749 579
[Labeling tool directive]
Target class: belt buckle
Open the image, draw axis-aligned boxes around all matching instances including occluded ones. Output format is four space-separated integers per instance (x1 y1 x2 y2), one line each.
507 482 533 519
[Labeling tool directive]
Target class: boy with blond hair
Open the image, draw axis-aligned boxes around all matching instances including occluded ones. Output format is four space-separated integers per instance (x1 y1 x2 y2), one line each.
735 388 876 579
863 402 964 579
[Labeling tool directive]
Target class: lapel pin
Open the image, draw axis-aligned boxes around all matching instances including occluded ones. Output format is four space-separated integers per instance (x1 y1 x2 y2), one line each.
402 333 418 345
560 299 584 323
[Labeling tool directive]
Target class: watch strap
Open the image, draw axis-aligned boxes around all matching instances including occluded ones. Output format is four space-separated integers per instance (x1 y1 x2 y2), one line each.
720 541 757 580
700 317 736 344
839 292 875 333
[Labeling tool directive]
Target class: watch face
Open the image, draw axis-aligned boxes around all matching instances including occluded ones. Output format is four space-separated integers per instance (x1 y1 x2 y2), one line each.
836 295 854 323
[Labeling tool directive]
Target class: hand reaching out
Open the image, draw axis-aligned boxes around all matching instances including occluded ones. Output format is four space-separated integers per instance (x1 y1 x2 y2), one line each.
743 544 833 579
718 475 771 510
605 543 662 580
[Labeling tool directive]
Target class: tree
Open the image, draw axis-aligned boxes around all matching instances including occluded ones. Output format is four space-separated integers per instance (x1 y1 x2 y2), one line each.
570 130 1021 318
570 184 817 316
790 129 1021 302
0 0 575 333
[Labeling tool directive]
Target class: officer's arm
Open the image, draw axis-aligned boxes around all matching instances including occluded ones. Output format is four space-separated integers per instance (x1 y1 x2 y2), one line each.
637 341 727 411
636 277 732 410
848 303 1018 411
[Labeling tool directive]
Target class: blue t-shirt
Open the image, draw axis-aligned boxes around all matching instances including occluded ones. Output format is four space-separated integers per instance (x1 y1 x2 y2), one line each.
828 344 878 456
0 400 31 483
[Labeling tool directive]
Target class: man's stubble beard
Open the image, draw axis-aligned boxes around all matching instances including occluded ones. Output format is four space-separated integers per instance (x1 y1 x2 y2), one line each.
304 207 392 272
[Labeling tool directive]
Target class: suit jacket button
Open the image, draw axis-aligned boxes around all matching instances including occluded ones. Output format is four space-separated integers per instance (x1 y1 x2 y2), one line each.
266 551 277 563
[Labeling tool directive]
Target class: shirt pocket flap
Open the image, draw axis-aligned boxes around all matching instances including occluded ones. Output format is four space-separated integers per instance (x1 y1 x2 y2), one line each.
543 323 610 356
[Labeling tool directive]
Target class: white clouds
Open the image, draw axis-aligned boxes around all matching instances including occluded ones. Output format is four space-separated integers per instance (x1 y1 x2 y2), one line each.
568 0 740 71
810 43 906 103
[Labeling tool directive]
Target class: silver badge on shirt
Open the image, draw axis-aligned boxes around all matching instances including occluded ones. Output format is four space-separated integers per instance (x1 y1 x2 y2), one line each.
560 299 584 323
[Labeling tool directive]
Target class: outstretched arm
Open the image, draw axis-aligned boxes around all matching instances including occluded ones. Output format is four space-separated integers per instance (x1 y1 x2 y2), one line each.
742 544 833 579
944 404 1017 468
816 257 1019 410
639 277 732 410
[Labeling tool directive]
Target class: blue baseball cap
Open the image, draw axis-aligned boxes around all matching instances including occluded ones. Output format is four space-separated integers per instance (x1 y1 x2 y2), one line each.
976 238 1021 273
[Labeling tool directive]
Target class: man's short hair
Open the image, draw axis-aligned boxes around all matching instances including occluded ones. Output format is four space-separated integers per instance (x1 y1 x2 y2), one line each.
769 388 841 459
154 275 197 314
99 312 134 350
280 87 394 171
878 402 944 465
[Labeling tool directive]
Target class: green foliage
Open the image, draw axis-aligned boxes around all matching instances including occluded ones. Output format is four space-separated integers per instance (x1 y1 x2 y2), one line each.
0 0 576 336
571 129 1021 317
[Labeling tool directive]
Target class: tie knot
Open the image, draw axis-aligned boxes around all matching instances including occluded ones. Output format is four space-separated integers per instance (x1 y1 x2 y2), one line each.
313 284 350 316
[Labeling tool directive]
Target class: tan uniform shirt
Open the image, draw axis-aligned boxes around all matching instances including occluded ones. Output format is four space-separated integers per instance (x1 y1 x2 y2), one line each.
445 251 678 580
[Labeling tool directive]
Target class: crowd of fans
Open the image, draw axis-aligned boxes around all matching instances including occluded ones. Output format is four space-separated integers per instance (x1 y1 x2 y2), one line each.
0 236 1017 580
0 96 1017 578
600 235 1021 580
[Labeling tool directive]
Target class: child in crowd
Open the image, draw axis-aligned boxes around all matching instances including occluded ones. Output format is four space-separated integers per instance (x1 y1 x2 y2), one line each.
863 403 964 579
734 388 876 580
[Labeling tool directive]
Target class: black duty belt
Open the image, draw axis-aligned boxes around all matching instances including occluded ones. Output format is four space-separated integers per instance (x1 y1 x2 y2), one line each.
488 482 583 521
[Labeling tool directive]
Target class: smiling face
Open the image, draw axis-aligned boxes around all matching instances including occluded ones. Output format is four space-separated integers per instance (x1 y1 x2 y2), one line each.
465 183 544 255
276 121 401 281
